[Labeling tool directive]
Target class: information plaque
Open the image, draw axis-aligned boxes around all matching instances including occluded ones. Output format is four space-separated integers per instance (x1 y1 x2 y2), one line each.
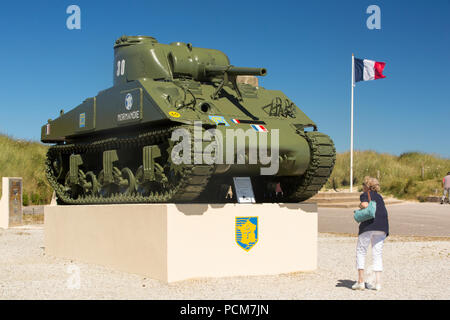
233 177 255 203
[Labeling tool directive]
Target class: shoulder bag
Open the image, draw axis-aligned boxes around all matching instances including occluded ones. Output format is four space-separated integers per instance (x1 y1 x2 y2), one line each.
353 191 376 223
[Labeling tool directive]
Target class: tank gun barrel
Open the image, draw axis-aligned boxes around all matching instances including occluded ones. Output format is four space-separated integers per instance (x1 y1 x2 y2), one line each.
204 65 267 77
207 65 267 101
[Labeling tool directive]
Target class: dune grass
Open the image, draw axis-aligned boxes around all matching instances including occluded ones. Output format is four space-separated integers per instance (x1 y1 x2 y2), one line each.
325 150 450 201
0 134 52 205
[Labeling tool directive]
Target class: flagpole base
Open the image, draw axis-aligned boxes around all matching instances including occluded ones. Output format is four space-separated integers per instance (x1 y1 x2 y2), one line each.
45 203 318 283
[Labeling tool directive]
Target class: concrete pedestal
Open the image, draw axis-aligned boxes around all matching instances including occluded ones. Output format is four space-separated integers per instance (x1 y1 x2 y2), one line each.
44 203 317 283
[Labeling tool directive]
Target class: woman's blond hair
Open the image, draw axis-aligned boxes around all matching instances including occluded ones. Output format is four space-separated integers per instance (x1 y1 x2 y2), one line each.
363 176 380 192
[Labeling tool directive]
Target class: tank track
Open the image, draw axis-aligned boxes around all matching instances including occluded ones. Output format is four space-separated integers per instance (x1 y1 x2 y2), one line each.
279 131 336 202
46 125 214 204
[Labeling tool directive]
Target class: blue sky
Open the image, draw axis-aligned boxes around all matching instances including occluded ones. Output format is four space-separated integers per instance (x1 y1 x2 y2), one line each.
0 0 449 157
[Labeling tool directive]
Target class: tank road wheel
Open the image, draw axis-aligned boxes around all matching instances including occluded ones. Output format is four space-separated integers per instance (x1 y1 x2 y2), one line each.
154 163 168 185
64 168 100 199
118 167 137 195
135 164 167 196
97 169 119 197
135 166 148 195
50 153 64 180
63 171 84 199
165 139 187 184
98 167 136 197
84 171 100 196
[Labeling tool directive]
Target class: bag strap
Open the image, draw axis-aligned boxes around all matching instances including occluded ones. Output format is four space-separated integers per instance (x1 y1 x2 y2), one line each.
367 191 372 202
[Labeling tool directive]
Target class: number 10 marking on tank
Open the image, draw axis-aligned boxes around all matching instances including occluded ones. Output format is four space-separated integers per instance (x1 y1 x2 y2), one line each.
116 59 125 76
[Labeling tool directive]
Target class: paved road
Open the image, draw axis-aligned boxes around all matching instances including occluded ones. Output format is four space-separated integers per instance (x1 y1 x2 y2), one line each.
318 202 450 237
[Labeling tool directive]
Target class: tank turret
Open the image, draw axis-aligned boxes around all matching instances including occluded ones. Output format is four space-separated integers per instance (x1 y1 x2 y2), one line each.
113 35 232 85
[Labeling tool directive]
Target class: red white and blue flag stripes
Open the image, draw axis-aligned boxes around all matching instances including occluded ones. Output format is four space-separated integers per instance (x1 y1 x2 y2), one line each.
354 58 386 82
251 124 268 132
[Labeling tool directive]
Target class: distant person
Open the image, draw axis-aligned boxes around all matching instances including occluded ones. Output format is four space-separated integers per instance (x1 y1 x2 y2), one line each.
225 185 233 200
352 176 389 291
275 183 283 198
441 172 450 204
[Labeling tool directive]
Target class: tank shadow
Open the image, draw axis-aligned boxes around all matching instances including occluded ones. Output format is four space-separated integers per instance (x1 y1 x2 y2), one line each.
174 204 209 215
173 202 318 215
209 203 227 209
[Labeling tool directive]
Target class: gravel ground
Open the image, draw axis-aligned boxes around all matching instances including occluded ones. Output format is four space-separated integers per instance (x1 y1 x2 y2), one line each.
0 225 448 300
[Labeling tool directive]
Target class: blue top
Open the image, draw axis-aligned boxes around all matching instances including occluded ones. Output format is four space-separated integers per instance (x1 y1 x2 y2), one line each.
358 191 389 237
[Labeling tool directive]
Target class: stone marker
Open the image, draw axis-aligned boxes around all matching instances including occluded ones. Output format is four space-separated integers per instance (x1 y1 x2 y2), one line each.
0 177 23 229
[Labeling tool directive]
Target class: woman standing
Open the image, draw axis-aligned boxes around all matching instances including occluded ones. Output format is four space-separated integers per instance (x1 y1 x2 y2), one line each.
352 176 389 291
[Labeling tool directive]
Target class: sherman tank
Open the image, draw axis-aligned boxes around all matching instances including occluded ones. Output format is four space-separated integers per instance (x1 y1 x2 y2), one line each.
41 35 335 204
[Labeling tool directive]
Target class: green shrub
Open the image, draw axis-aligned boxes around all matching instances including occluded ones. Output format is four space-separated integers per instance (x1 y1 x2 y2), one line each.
30 193 40 204
22 193 29 206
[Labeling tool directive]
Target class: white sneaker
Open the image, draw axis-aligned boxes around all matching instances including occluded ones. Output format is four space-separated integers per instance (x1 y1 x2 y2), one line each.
366 283 382 291
351 282 365 290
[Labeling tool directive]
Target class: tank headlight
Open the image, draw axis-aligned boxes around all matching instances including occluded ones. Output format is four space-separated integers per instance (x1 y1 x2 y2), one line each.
199 102 211 113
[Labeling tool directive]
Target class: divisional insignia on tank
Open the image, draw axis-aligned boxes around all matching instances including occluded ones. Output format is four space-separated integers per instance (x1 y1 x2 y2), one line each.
125 93 133 110
208 115 230 126
79 113 85 128
235 217 258 251
169 111 180 118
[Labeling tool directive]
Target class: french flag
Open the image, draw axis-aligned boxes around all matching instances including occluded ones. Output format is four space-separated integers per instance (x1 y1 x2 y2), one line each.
354 58 386 82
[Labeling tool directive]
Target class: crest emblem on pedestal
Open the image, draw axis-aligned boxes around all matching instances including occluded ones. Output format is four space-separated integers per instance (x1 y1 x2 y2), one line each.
235 217 258 251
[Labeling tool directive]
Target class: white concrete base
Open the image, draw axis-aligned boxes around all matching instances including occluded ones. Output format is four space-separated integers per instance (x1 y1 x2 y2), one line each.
44 203 317 283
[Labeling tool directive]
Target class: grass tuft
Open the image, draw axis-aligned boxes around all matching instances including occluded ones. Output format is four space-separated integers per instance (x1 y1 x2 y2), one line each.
325 150 450 200
0 134 52 205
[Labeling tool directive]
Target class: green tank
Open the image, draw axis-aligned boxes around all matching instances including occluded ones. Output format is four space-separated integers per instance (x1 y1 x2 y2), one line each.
41 35 335 204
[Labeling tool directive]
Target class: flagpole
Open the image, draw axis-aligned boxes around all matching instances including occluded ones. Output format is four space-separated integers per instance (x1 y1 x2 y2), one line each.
350 54 355 193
